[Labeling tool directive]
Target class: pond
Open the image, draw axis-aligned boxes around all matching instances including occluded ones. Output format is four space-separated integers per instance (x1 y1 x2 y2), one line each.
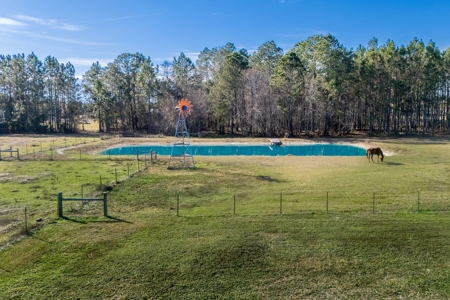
101 143 366 157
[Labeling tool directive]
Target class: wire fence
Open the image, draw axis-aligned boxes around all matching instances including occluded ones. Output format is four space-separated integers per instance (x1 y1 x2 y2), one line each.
0 136 130 162
167 189 450 217
0 148 158 249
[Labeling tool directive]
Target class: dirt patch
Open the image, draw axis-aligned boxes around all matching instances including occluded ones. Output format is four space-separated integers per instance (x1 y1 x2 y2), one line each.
0 173 12 183
0 173 52 183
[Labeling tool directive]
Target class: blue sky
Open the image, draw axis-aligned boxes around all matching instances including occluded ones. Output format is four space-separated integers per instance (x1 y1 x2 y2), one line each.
1 0 449 78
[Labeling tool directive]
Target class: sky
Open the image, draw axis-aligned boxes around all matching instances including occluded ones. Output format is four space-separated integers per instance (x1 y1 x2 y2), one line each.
1 0 449 79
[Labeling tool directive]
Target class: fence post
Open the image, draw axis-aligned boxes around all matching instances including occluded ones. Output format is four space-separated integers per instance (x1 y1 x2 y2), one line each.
373 190 375 213
417 188 420 212
34 149 36 160
57 192 63 217
177 192 180 217
24 206 28 235
0 150 2 161
17 148 20 160
10 146 12 157
280 192 282 215
103 192 108 217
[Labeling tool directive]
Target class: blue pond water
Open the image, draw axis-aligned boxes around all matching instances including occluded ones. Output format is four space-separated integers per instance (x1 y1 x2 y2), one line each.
102 143 366 157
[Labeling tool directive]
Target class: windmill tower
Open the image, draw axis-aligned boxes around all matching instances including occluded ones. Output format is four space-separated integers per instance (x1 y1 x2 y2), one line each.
168 98 196 169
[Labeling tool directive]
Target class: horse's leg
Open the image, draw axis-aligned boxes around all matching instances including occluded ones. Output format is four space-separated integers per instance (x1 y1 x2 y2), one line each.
371 153 374 163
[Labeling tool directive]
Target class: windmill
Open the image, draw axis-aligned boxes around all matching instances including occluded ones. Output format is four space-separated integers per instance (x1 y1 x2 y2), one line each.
168 98 196 169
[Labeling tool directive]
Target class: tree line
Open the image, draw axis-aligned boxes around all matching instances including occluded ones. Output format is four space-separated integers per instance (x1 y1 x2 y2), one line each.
1 34 450 136
0 54 79 133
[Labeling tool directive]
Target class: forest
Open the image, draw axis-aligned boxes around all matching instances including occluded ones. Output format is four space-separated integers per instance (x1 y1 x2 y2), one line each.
1 34 449 137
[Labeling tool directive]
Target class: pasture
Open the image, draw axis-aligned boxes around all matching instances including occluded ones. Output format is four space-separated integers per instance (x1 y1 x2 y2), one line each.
1 134 450 298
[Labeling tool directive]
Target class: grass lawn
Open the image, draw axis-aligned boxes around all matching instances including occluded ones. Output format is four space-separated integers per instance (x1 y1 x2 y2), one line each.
1 134 450 298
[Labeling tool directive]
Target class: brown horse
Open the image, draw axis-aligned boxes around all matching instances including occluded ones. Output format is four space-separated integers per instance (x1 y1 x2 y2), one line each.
366 147 384 163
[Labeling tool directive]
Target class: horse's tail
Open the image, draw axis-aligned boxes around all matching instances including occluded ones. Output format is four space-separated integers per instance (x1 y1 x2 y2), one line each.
366 149 369 159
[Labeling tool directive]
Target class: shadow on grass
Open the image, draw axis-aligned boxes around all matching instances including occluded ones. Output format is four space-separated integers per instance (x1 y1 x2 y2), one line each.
105 216 133 223
60 215 132 224
384 161 404 166
29 233 51 244
61 216 88 224
0 266 10 272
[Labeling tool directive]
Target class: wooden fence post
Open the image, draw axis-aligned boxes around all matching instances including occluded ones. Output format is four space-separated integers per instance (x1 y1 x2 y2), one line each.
24 207 28 235
280 192 282 215
373 190 375 213
417 189 420 212
177 192 180 217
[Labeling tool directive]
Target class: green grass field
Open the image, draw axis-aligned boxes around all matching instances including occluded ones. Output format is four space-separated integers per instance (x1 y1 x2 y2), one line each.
1 134 450 299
